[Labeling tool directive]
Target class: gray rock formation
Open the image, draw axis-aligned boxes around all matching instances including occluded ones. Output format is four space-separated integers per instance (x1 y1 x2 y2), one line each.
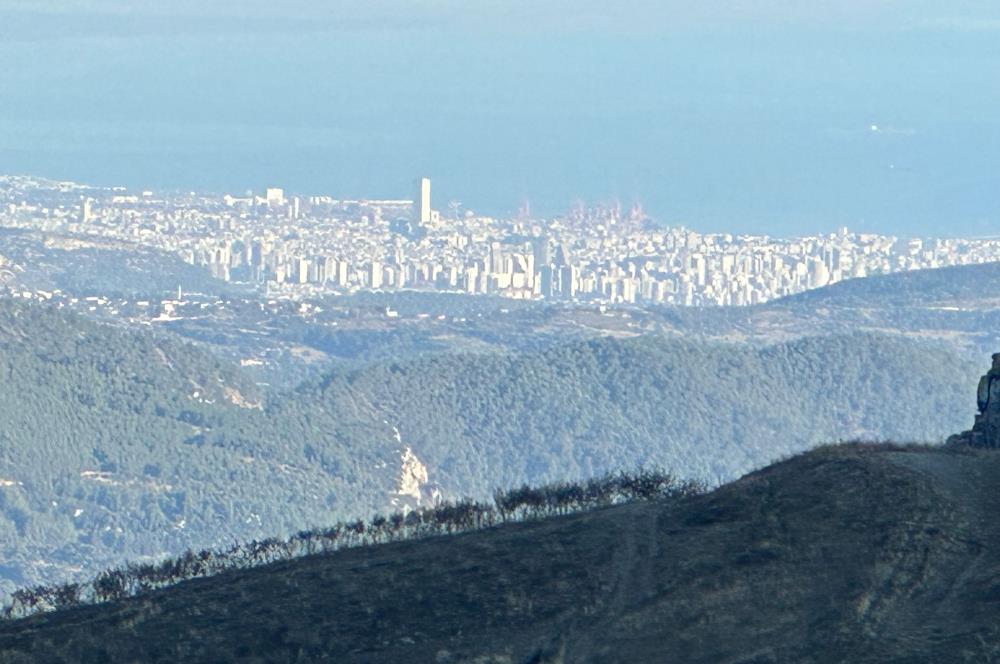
948 353 1000 447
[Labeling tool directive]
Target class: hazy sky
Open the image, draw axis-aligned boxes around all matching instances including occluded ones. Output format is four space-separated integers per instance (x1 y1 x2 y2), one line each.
1 1 999 235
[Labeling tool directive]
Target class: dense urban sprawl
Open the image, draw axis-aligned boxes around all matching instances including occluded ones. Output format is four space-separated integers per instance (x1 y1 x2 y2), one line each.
3 174 1000 307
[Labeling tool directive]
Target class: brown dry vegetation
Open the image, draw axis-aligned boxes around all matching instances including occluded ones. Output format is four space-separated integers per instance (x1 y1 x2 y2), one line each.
3 443 1000 662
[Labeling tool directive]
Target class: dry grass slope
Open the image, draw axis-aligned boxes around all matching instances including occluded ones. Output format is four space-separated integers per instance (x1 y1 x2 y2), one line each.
3 443 1000 663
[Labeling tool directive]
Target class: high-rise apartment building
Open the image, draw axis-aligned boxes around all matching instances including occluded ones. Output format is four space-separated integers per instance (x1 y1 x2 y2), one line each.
532 236 551 268
414 177 431 224
80 198 94 224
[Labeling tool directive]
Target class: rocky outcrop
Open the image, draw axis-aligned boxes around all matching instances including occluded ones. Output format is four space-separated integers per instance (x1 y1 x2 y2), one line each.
386 425 441 512
394 447 429 503
948 353 1000 447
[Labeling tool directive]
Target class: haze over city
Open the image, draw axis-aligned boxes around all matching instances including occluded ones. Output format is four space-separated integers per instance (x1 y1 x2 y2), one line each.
1 0 999 236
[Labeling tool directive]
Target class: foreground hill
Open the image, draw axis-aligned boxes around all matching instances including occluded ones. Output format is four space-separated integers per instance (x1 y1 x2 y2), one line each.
3 443 999 662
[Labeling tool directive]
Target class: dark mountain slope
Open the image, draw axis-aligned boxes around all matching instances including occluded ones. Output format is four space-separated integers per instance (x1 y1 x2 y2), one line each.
4 443 1000 663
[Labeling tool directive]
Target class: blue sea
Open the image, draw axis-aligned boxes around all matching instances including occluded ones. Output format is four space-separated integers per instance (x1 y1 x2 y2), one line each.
1 20 998 237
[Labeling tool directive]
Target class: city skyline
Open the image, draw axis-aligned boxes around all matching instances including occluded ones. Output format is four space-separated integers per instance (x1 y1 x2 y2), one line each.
4 173 1000 310
6 170 1000 241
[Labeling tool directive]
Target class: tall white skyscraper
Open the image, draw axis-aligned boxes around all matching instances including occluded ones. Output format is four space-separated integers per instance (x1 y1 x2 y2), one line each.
414 177 431 224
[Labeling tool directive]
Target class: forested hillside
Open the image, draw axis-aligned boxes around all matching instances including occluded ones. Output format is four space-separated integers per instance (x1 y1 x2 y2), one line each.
312 334 980 493
0 301 400 598
0 299 984 599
